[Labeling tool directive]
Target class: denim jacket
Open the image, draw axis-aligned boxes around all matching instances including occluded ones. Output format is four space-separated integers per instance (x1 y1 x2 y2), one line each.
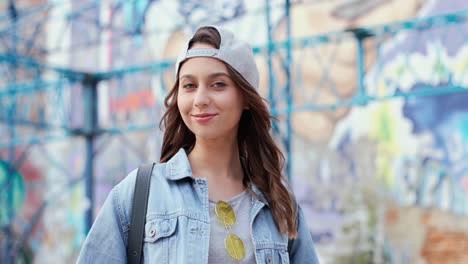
77 148 319 264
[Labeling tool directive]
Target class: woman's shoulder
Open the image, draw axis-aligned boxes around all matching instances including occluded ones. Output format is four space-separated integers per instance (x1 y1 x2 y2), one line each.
113 162 169 196
115 148 191 192
107 162 167 202
104 162 171 219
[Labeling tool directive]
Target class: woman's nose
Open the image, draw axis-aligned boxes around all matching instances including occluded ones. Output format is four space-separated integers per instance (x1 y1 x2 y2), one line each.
193 86 210 108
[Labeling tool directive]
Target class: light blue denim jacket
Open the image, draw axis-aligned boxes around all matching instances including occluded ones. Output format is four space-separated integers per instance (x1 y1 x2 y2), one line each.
77 148 319 264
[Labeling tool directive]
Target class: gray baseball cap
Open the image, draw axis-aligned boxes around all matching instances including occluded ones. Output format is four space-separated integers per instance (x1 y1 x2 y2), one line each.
174 26 259 89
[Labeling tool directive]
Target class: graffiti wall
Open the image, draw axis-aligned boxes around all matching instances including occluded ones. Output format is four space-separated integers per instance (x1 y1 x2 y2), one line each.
287 0 468 263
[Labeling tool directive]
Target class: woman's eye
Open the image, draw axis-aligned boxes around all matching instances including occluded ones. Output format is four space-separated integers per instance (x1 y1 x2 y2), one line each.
212 82 226 88
183 83 195 89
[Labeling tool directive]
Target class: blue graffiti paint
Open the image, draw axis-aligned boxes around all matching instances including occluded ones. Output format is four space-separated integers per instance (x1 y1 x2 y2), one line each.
0 160 25 226
400 82 468 213
402 84 468 136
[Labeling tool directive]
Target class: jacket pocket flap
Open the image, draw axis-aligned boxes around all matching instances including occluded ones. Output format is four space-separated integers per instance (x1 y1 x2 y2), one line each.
144 217 177 243
256 242 288 251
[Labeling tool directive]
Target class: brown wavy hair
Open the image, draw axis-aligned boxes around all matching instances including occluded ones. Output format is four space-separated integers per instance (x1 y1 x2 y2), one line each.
159 26 297 238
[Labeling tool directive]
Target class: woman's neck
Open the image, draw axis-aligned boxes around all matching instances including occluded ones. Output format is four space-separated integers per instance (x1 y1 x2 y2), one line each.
188 138 245 200
189 138 243 180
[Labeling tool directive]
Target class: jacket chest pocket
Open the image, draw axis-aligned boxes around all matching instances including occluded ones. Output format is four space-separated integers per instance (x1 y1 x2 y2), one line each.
143 217 178 264
256 243 289 264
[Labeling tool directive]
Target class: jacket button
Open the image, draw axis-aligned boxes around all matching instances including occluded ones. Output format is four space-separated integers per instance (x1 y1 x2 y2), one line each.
267 256 272 263
149 228 156 237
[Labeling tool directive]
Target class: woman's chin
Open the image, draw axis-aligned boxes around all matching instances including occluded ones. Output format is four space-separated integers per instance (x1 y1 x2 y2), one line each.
193 130 234 142
194 131 221 140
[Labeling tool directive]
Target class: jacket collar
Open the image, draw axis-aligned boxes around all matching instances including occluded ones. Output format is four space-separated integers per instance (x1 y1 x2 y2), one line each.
249 183 270 207
165 148 270 207
166 148 194 181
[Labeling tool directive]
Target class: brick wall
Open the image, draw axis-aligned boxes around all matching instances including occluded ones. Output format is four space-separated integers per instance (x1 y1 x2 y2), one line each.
385 205 468 264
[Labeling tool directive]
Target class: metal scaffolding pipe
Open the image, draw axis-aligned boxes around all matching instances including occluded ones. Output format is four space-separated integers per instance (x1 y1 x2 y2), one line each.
82 74 99 233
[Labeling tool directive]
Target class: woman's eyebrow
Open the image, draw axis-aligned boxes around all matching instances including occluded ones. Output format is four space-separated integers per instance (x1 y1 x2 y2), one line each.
179 74 194 80
209 72 230 79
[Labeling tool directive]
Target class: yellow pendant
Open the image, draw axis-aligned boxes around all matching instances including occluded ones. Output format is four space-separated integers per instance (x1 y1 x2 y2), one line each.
224 233 245 261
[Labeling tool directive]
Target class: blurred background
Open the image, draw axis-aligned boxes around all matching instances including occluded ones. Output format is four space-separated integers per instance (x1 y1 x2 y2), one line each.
1 0 467 263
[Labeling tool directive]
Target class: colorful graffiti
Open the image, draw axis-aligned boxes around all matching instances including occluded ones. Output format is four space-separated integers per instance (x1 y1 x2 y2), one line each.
296 0 468 262
1 143 90 262
0 153 41 262
363 3 468 213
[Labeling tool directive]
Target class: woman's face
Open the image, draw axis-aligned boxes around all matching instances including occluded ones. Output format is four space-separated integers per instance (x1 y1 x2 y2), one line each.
177 43 245 141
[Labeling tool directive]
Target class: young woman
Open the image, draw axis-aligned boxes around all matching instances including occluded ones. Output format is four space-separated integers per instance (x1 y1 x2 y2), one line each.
78 26 319 264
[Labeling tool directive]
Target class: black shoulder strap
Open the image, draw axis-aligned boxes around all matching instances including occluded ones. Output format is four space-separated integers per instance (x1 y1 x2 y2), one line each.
127 163 154 264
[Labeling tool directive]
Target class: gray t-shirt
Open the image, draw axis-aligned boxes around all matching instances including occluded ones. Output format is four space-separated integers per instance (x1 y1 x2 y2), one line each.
208 190 256 263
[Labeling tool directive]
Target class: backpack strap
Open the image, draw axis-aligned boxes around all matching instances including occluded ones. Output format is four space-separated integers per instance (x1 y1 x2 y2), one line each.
127 163 154 264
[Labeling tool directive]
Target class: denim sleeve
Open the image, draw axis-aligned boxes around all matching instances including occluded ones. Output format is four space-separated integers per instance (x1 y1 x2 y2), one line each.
289 206 320 264
76 184 129 263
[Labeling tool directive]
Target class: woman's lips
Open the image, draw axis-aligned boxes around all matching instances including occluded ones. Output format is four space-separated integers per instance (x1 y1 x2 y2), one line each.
192 114 217 124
